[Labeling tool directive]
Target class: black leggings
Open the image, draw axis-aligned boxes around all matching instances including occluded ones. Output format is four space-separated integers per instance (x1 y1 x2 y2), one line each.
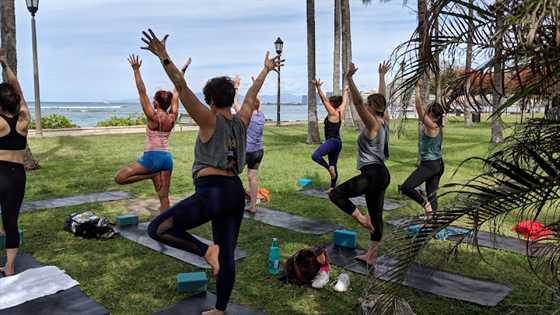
401 159 444 211
147 175 245 311
0 161 26 249
329 164 390 241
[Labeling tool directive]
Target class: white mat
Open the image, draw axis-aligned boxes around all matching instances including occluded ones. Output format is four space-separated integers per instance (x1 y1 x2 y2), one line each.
0 266 79 310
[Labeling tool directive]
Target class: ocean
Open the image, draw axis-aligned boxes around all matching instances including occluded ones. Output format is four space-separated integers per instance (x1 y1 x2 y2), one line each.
27 102 328 128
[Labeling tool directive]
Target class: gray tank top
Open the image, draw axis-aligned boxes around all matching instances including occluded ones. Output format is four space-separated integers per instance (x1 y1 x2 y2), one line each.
192 114 247 177
357 122 389 170
419 126 442 161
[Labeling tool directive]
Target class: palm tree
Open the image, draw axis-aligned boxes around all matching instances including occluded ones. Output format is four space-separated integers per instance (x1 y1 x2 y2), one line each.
463 0 474 128
491 0 504 143
1 0 40 170
333 0 341 96
365 0 560 312
306 0 321 144
341 0 363 129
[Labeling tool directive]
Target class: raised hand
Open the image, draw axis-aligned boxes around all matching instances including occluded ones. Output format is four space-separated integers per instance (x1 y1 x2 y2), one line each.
378 60 391 75
347 63 358 78
311 78 323 88
0 48 6 65
264 51 282 72
128 54 142 70
140 29 169 60
181 57 192 74
233 74 241 89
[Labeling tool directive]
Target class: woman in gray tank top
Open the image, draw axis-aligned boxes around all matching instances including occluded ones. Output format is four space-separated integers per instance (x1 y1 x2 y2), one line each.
400 82 445 220
140 29 281 315
329 61 391 267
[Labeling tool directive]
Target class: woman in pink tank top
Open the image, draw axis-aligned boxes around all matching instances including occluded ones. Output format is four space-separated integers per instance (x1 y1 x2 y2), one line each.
114 54 189 212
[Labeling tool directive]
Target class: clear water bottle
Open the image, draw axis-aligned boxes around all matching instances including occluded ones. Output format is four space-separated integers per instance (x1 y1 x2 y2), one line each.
268 238 280 275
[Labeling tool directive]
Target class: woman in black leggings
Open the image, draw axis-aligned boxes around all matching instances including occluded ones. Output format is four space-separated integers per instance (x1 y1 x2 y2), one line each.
329 61 391 266
400 82 445 220
0 49 31 276
140 29 279 315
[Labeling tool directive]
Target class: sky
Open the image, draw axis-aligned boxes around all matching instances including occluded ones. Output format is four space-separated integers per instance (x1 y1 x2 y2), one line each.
14 0 418 102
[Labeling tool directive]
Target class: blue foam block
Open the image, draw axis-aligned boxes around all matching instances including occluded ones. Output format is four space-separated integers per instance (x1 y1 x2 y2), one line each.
407 224 470 240
115 214 139 227
0 230 24 249
298 178 313 187
176 272 208 293
334 229 358 248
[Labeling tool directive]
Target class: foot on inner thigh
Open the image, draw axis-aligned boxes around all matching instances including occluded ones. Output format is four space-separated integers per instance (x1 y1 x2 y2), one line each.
204 245 220 277
202 309 225 315
352 210 374 232
328 165 337 179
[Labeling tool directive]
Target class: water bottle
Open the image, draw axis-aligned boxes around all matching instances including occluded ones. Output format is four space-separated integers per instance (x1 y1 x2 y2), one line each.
268 238 280 275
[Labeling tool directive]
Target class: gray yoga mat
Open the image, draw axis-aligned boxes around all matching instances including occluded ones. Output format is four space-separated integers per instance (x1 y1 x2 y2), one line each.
118 223 248 269
386 218 543 256
153 292 266 315
325 243 512 306
298 188 404 211
0 253 109 315
21 191 133 212
244 208 339 235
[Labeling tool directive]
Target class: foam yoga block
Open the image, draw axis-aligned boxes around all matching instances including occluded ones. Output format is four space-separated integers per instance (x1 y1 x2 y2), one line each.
176 272 208 293
297 178 313 187
334 229 357 248
115 214 139 227
0 230 24 249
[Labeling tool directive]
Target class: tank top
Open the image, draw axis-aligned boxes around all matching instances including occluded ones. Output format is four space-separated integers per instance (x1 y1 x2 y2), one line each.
357 122 389 170
0 114 27 151
246 111 265 153
419 126 442 161
324 113 341 140
192 114 247 177
144 113 170 152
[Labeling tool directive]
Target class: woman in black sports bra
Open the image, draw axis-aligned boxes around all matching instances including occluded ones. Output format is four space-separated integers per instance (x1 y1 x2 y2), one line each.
311 79 350 191
0 49 31 276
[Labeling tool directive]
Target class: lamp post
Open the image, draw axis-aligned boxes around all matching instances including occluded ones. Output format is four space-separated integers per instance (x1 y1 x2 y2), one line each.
274 37 283 127
26 0 42 136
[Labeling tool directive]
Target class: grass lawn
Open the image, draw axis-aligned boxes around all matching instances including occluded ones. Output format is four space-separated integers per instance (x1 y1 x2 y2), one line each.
13 116 557 314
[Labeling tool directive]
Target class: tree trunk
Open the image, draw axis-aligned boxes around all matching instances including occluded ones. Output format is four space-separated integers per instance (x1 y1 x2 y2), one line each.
306 0 321 144
333 0 341 96
341 0 362 129
1 0 40 170
491 1 504 143
464 0 474 128
417 0 429 149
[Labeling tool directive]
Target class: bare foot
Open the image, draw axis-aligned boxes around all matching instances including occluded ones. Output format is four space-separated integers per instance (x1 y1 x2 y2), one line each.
354 254 375 266
245 207 257 215
325 187 333 194
424 202 433 221
328 166 337 179
354 213 374 232
0 266 14 277
202 309 225 315
204 245 220 277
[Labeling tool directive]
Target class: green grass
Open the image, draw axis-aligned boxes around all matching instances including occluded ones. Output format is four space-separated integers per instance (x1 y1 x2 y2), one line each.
13 117 558 314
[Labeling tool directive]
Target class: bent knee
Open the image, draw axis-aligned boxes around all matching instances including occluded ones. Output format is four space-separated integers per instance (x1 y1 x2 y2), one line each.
329 188 341 202
147 221 160 240
114 173 126 185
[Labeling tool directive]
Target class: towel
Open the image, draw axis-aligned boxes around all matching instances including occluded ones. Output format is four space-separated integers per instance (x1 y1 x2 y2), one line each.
0 266 79 310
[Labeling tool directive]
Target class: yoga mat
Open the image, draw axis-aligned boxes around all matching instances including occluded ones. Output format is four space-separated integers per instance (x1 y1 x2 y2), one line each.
118 223 248 269
386 218 544 256
325 243 512 306
21 191 133 212
298 189 404 211
0 253 109 315
244 208 339 235
153 292 265 315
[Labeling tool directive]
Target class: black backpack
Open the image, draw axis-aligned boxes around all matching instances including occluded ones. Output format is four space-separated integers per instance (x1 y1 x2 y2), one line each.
64 211 119 240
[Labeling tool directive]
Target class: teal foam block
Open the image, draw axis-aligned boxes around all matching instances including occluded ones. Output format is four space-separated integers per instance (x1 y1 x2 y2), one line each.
407 224 469 240
334 229 357 249
177 272 208 293
297 178 313 187
115 214 139 227
0 230 24 249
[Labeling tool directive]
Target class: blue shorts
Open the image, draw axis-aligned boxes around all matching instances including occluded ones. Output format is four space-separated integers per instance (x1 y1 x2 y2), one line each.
138 151 173 173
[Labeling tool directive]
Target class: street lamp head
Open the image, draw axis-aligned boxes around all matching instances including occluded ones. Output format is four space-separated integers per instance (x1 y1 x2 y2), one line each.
26 0 39 16
274 37 283 55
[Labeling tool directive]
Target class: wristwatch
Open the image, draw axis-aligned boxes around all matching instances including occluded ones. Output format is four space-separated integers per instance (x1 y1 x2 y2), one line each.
162 58 171 65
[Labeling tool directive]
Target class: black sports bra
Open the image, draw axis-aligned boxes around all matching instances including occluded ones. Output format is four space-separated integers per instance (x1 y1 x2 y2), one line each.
0 114 27 150
324 113 341 140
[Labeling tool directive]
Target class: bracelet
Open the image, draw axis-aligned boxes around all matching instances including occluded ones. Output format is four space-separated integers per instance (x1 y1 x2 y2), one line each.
162 58 171 65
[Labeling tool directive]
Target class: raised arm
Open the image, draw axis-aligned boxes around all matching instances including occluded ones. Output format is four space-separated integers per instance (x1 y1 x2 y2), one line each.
346 63 379 132
232 75 242 113
237 52 280 126
312 79 338 116
169 57 192 120
0 49 30 128
338 84 350 116
128 54 156 122
378 61 391 121
141 29 214 129
415 82 438 129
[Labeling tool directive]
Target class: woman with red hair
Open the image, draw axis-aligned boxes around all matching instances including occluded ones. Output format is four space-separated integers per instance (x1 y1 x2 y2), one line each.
114 54 189 212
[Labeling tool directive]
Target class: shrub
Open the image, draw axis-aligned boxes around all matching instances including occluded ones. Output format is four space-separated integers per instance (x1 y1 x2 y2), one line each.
96 114 147 127
30 114 78 129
